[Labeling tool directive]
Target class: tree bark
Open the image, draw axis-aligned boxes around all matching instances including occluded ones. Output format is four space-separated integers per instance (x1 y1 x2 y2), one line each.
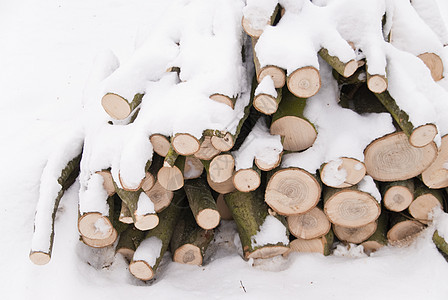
287 206 331 240
381 179 414 212
101 93 143 120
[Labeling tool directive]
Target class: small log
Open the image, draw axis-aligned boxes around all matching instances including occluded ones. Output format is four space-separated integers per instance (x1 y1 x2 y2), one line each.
194 136 221 161
364 131 437 181
318 48 358 78
216 194 233 220
320 158 366 189
210 93 236 109
78 212 114 241
433 230 448 256
225 190 289 259
418 52 444 82
253 39 286 88
265 167 321 216
366 73 387 93
157 147 185 191
270 87 317 151
145 181 174 213
254 152 282 171
184 178 220 230
408 182 443 223
287 66 321 98
382 180 414 212
116 226 145 262
172 133 200 156
387 213 425 247
287 206 331 240
30 153 81 265
374 91 438 148
171 209 214 265
333 221 377 244
288 230 334 256
82 228 118 249
361 210 388 255
96 170 116 196
206 172 236 194
323 185 381 228
119 201 134 224
101 93 143 120
205 153 235 184
129 191 185 281
233 167 261 193
253 76 283 115
242 4 280 38
150 134 171 157
422 135 448 188
183 156 204 180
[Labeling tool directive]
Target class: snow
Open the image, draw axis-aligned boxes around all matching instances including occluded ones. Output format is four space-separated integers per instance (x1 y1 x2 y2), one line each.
410 0 448 46
243 0 278 31
357 176 381 203
133 237 163 267
321 159 347 187
136 192 155 216
255 75 277 97
78 173 110 216
251 215 289 248
4 0 448 299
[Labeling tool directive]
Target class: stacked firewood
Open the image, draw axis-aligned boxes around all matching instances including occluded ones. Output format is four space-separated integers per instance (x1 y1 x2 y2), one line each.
29 0 448 282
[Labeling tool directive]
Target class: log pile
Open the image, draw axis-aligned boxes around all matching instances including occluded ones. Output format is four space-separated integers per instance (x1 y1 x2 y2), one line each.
30 0 448 282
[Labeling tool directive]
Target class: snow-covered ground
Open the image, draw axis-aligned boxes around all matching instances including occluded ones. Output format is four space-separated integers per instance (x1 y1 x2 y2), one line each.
2 1 448 299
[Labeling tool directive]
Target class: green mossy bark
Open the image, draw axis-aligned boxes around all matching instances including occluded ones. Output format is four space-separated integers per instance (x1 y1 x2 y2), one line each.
433 230 448 256
116 225 145 259
319 48 355 77
183 178 219 228
323 229 334 256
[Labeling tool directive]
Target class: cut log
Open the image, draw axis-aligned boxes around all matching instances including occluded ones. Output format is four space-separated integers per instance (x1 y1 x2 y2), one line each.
157 148 185 191
216 194 233 220
374 91 437 148
364 131 437 181
287 206 331 240
82 228 118 249
265 168 321 216
422 135 448 189
253 39 286 88
96 170 116 196
206 153 235 184
224 190 289 259
233 167 261 193
288 230 334 256
172 133 200 156
323 186 381 228
119 201 134 224
210 132 235 152
206 172 236 194
115 188 159 231
318 48 358 78
150 134 170 157
183 156 204 180
101 93 143 120
382 180 414 212
387 214 425 246
418 52 444 81
242 4 280 38
287 66 321 98
171 209 214 265
78 212 114 241
116 226 145 262
184 178 220 230
433 230 448 256
129 191 185 281
270 87 317 151
210 93 236 109
333 221 377 244
320 158 366 189
30 153 81 265
145 181 174 213
141 172 156 193
360 210 388 255
409 182 443 223
253 79 283 115
366 73 387 93
254 152 282 171
194 136 221 161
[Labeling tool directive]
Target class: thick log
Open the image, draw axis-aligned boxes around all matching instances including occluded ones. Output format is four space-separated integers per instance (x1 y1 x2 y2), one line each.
408 182 443 223
101 93 143 120
116 226 145 262
30 154 81 265
204 153 235 184
171 209 214 265
265 168 321 216
150 134 171 157
145 181 174 213
333 221 377 244
129 191 185 281
323 185 381 228
172 133 201 156
364 131 437 181
270 87 317 152
320 158 367 189
158 147 185 191
184 178 220 230
374 91 437 148
287 206 331 240
361 210 388 255
422 135 448 188
318 48 358 78
387 214 425 246
224 190 289 259
288 230 334 256
233 167 261 193
287 66 321 98
381 180 414 212
78 212 114 241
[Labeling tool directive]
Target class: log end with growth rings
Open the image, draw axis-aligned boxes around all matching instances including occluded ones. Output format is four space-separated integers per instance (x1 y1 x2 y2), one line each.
210 94 235 109
287 207 331 240
82 228 118 248
207 173 236 194
288 237 326 255
157 165 184 191
265 168 321 215
409 124 438 148
209 154 235 183
145 182 174 212
287 66 321 98
387 220 425 247
129 260 154 281
343 60 359 78
78 212 114 240
211 133 234 152
172 133 200 156
367 74 387 94
320 158 366 188
242 16 266 38
246 245 290 260
258 67 286 89
173 244 203 265
101 93 131 120
408 194 442 224
194 136 221 160
196 208 221 230
135 214 160 231
361 240 384 255
270 116 317 152
333 221 377 244
150 134 171 157
233 169 261 192
383 186 413 212
29 251 51 265
255 154 282 171
422 135 448 189
254 94 278 115
418 52 444 82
